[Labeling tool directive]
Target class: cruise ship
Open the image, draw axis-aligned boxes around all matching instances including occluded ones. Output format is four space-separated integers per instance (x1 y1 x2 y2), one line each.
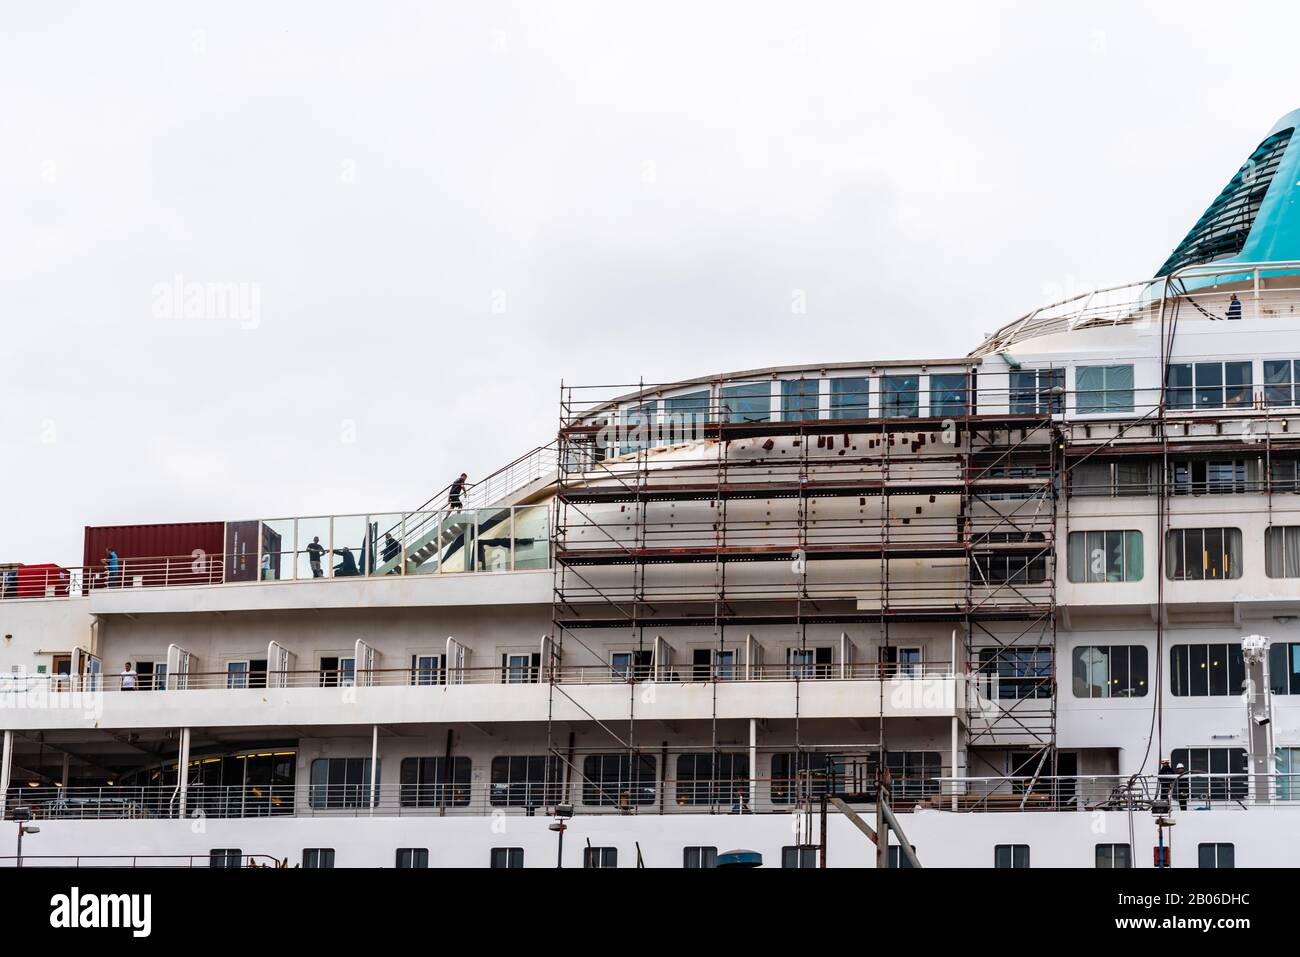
5 109 1300 870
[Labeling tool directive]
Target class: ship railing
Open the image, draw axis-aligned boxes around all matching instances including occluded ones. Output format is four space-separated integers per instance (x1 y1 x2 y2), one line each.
10 773 1300 822
0 852 285 868
0 661 960 693
930 773 1300 811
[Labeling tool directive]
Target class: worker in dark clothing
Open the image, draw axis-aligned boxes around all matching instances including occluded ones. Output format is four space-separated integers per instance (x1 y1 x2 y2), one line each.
1174 762 1189 811
1157 759 1174 804
382 533 401 563
332 547 359 577
306 536 326 578
1226 294 1242 320
448 473 468 509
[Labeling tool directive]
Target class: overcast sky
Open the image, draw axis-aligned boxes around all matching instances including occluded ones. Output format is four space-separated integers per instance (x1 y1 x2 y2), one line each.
3 1 1298 565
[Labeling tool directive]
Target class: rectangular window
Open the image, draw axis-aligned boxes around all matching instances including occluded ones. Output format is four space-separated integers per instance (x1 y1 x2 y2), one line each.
1066 530 1143 582
1072 645 1148 698
1266 527 1300 578
1167 361 1253 410
664 390 711 432
490 755 563 807
1095 844 1131 868
978 648 1052 700
303 848 335 869
1268 644 1300 696
885 751 941 800
994 844 1030 868
782 845 818 869
929 372 969 417
770 751 935 804
400 756 472 807
1170 459 1250 495
720 383 771 423
886 845 916 868
1010 368 1063 415
309 757 377 809
781 379 820 422
1070 461 1153 496
226 661 249 690
675 752 750 807
683 846 718 869
611 650 652 680
1276 748 1300 801
583 847 618 868
881 374 919 418
1170 644 1246 697
396 848 429 868
1076 364 1134 414
1198 843 1235 868
1171 748 1248 801
490 847 524 869
209 848 242 869
318 656 355 688
1164 527 1243 580
582 753 657 807
410 654 446 686
829 376 869 419
1264 359 1300 407
971 532 1048 585
786 646 833 679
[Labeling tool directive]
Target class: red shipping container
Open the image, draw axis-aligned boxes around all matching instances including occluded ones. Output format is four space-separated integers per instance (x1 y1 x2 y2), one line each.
16 563 71 598
83 521 226 589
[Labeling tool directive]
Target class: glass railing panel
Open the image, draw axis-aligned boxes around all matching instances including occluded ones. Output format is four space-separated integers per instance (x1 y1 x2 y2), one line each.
438 512 478 573
330 514 366 579
402 510 441 575
475 508 514 572
295 516 332 580
512 506 551 570
259 519 295 581
368 513 406 575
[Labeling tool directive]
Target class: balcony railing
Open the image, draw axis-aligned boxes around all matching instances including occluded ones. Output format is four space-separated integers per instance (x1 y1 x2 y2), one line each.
8 772 1300 822
0 661 959 694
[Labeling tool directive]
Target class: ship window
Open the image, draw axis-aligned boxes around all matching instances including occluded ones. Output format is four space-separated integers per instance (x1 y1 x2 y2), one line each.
886 845 917 868
786 646 833 679
881 374 919 417
664 389 710 417
929 372 969 417
1066 530 1143 582
410 654 446 686
1076 364 1134 414
490 755 563 807
971 532 1048 584
675 753 750 807
977 648 1052 700
611 650 652 680
1265 527 1300 578
1095 844 1131 868
582 753 657 807
309 758 377 809
1276 749 1300 800
302 848 335 869
1198 843 1235 869
683 846 718 868
781 379 820 422
1010 368 1064 415
1266 644 1300 696
1164 528 1243 580
501 652 541 684
583 847 618 869
1166 361 1253 410
396 848 429 868
1071 461 1154 496
994 845 1030 868
1171 748 1248 801
226 661 249 689
782 845 819 869
1156 127 1294 277
885 751 942 800
209 848 242 869
1169 458 1251 495
829 376 870 418
1264 359 1300 406
318 656 355 688
1071 645 1148 698
400 756 471 807
720 382 771 423
1170 643 1245 697
490 847 524 869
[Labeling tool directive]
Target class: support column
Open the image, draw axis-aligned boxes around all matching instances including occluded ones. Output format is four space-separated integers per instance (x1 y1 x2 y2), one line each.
177 727 191 818
61 753 71 788
950 716 959 812
369 725 379 811
749 719 758 811
0 730 12 821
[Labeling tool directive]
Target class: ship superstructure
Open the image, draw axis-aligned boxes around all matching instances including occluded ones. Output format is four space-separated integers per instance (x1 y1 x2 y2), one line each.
5 111 1300 868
